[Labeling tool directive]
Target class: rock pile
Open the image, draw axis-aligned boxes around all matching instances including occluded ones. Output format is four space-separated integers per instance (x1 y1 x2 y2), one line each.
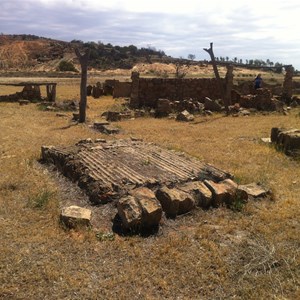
239 88 282 111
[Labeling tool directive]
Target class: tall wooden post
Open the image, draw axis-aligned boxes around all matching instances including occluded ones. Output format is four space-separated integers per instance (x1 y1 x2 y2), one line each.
225 65 233 106
75 48 90 123
203 43 228 113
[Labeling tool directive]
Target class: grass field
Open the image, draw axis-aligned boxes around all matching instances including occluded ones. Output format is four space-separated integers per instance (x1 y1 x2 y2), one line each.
0 77 300 299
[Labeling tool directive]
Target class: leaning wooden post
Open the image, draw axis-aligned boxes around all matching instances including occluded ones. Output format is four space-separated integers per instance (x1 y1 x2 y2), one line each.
75 48 90 123
203 42 228 113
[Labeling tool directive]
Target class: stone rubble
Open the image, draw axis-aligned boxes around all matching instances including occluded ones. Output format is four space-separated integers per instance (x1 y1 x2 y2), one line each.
60 205 92 228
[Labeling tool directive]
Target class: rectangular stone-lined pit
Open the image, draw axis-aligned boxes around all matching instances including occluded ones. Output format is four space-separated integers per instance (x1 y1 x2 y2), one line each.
41 139 232 204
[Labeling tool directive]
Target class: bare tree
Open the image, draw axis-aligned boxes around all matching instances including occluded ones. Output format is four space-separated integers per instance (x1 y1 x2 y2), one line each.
203 42 228 112
75 48 90 123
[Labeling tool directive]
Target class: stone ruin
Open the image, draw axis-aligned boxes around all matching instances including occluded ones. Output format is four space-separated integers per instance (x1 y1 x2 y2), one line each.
271 127 300 156
282 65 294 103
91 67 298 118
87 80 131 99
41 139 269 233
0 82 57 103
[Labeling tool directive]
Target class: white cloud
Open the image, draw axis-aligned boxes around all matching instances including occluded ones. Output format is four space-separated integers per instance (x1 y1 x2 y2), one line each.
1 0 300 68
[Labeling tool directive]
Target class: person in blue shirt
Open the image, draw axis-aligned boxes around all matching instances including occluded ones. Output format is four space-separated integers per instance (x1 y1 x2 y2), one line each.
254 74 263 89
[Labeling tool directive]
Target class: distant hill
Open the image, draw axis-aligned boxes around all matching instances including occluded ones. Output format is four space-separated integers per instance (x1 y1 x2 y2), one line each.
0 34 173 72
0 34 291 75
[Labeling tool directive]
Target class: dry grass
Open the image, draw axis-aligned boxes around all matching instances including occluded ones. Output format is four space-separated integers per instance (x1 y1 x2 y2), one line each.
0 79 300 299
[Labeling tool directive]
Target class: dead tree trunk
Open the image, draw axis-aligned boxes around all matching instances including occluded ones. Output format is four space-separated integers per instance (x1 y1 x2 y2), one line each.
75 48 90 123
203 43 228 113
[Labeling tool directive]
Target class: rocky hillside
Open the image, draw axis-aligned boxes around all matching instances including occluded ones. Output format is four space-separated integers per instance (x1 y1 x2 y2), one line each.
0 35 73 71
0 34 171 72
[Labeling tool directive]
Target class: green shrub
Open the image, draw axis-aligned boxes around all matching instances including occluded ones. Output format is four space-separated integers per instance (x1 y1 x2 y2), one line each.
57 60 78 72
28 190 54 209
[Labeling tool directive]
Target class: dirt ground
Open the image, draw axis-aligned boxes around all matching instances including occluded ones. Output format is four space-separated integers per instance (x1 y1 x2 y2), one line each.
0 77 300 299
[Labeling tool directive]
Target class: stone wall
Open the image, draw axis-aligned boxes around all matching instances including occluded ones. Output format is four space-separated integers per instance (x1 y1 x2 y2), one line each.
0 83 56 102
234 81 282 96
130 73 224 108
0 85 41 102
113 82 132 98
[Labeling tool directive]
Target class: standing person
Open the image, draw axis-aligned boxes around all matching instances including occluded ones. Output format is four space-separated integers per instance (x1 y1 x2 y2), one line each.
254 73 263 89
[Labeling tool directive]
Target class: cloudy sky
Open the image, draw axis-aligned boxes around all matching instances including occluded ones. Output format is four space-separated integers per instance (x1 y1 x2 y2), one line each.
1 0 300 68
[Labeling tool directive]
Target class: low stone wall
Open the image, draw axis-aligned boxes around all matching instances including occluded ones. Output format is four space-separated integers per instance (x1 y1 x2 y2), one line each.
113 82 132 98
234 81 282 96
0 93 21 102
0 83 56 102
271 127 300 156
130 73 224 108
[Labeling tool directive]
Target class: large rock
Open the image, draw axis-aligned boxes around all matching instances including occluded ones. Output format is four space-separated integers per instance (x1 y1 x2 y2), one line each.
203 179 247 207
239 183 270 198
178 181 212 208
204 180 229 207
106 111 121 122
93 123 120 134
221 179 248 202
176 110 195 122
117 196 142 229
204 97 222 112
156 186 195 217
130 187 162 228
60 205 92 228
156 98 172 117
271 127 300 155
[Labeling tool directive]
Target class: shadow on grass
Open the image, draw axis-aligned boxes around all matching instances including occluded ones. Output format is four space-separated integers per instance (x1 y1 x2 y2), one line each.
192 115 226 125
52 122 79 130
112 213 160 238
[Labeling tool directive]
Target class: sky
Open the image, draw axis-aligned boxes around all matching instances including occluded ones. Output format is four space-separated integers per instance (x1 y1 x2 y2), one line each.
1 0 300 69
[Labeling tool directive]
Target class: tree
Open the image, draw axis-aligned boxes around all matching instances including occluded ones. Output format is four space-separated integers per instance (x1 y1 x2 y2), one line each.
188 54 196 61
75 48 90 123
203 42 228 113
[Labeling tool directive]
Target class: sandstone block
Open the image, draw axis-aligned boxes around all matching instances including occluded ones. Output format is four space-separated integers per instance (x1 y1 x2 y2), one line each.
178 181 212 208
156 98 171 117
130 187 162 228
156 186 195 217
117 196 142 229
204 180 237 207
221 178 248 202
60 205 91 228
271 128 300 154
239 183 270 198
94 123 120 134
176 110 195 122
19 100 30 105
204 97 222 112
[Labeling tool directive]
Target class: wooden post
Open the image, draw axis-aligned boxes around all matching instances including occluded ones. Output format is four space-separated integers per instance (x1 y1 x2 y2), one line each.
75 48 90 123
46 85 50 101
203 43 228 113
225 65 233 106
51 84 56 102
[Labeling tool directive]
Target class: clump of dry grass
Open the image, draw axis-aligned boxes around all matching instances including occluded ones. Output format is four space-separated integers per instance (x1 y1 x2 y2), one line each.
0 79 299 299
